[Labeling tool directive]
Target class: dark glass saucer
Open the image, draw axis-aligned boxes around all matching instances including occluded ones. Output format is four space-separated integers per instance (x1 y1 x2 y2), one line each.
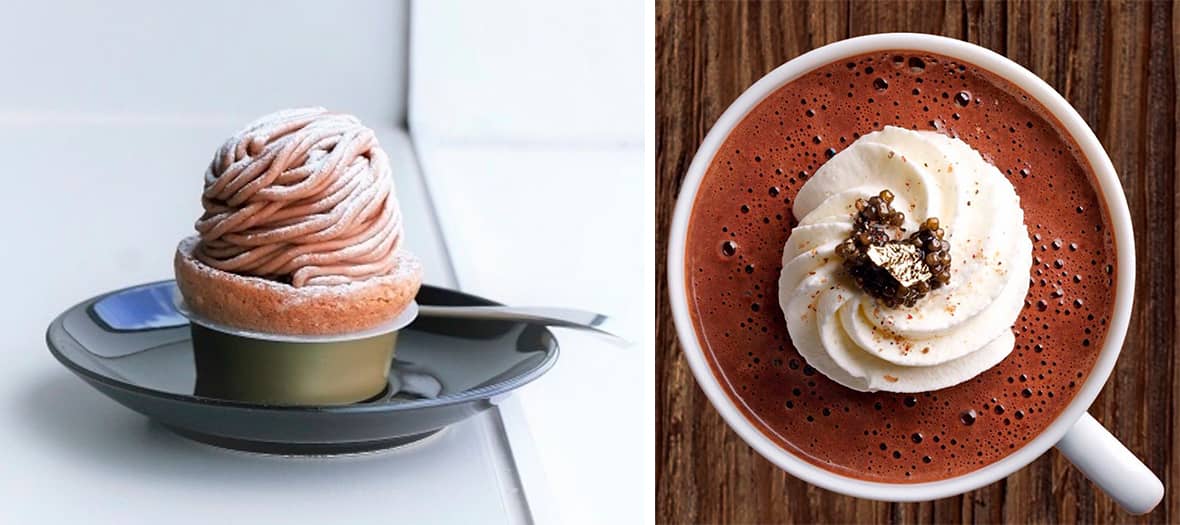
46 281 558 455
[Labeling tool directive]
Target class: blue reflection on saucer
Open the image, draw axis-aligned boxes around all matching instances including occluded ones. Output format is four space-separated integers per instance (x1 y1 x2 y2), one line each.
90 282 188 332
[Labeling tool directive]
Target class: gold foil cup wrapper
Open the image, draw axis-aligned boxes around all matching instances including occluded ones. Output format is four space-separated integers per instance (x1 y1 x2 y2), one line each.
177 299 418 406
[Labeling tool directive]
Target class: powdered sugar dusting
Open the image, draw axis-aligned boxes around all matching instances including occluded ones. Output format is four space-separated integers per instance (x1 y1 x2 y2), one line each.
193 107 407 287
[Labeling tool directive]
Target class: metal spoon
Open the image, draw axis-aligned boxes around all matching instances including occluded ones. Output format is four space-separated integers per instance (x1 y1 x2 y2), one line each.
416 305 629 346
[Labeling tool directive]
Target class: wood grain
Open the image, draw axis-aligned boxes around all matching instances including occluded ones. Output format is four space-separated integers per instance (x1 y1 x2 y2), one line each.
656 1 1178 523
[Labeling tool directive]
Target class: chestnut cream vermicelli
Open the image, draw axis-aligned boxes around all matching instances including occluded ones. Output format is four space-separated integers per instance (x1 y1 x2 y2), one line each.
194 107 403 287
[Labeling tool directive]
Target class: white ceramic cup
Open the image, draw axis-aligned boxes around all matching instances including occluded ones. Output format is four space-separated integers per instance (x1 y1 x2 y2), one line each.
667 33 1163 514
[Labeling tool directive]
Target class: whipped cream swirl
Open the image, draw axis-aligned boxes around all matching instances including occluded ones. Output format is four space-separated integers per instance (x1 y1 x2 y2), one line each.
779 126 1032 392
195 108 404 287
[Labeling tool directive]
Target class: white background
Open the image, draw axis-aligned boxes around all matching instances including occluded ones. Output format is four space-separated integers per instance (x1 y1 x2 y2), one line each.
410 1 644 523
0 1 644 523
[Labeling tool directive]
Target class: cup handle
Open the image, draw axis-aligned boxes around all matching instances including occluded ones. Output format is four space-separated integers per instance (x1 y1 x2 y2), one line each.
1054 412 1163 514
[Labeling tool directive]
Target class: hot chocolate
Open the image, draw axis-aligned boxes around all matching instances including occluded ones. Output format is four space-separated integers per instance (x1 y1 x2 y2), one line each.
684 51 1116 482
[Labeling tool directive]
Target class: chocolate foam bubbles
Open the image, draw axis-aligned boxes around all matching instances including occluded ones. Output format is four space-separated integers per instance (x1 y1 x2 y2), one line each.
684 51 1115 482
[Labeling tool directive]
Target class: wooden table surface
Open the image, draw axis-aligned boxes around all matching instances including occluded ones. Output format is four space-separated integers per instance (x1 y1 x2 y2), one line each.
655 1 1177 523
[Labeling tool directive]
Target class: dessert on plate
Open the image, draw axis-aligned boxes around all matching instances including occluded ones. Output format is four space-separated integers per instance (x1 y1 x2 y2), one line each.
174 107 422 404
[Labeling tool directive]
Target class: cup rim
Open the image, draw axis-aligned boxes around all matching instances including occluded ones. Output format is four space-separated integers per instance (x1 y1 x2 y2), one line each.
666 32 1135 501
176 297 420 343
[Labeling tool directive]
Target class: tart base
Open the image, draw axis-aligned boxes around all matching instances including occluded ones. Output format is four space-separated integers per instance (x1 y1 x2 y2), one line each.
174 236 422 335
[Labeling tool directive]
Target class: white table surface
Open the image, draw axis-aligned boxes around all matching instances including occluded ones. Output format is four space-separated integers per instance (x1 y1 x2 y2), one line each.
416 139 646 525
0 121 544 523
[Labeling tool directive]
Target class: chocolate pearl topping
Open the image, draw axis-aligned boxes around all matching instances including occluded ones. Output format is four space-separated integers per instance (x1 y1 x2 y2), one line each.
834 190 952 307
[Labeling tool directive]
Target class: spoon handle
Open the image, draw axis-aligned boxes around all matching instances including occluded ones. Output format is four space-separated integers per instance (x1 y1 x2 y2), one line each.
416 305 629 346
